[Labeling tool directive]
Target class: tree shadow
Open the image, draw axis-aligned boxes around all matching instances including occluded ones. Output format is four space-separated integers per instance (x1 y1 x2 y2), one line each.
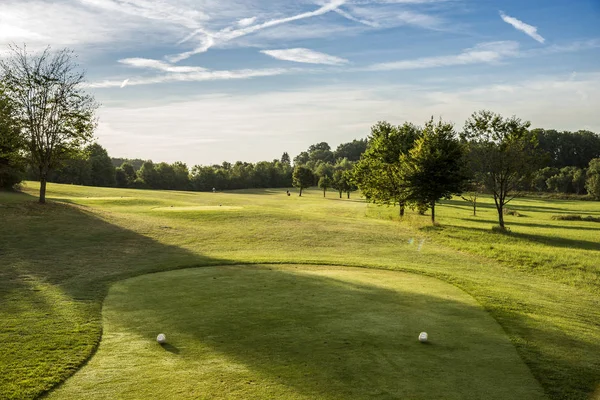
441 223 600 252
0 191 227 399
104 267 547 400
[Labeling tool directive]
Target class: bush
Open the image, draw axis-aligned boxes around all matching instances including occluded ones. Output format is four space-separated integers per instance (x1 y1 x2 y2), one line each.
551 215 600 223
503 208 524 217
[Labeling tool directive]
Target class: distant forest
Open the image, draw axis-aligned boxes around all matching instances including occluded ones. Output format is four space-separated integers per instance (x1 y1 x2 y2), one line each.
19 128 600 197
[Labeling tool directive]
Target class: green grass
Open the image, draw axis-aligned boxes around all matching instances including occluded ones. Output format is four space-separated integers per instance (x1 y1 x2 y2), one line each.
48 266 545 400
1 182 599 399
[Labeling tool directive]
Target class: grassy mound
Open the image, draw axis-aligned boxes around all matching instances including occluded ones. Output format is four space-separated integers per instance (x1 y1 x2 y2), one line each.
49 266 544 400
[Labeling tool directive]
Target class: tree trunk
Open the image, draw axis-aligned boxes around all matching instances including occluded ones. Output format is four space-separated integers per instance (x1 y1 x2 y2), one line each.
431 201 435 224
299 188 303 197
497 205 505 228
323 188 326 197
39 177 47 204
399 201 405 217
473 199 477 216
347 192 350 199
339 190 342 199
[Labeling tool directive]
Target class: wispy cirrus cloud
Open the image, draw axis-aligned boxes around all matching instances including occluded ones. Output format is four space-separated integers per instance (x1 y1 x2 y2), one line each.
89 67 290 88
119 58 207 73
169 0 348 62
500 11 545 44
261 48 349 65
367 41 519 71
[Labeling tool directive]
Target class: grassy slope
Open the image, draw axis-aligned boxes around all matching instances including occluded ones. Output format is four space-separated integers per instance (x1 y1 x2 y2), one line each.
49 266 545 400
0 182 599 399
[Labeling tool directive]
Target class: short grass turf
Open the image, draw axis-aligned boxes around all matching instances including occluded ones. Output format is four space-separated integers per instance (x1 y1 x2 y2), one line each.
1 182 600 399
48 266 545 400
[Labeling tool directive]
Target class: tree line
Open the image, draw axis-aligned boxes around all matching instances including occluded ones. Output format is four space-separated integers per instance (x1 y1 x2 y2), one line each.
2 45 600 219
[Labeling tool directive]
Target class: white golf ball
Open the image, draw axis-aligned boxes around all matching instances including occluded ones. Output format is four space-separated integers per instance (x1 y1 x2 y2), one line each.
157 333 166 344
418 332 428 343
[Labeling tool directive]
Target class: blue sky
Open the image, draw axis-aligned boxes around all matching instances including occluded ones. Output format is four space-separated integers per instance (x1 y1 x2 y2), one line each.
1 0 599 165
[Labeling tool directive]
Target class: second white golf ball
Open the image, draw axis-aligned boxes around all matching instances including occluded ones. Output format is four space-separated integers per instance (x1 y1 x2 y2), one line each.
418 332 428 343
157 333 167 344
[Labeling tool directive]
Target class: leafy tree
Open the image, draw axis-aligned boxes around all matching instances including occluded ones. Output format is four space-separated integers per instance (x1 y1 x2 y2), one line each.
586 158 600 200
401 118 467 224
292 165 313 196
51 150 91 185
318 175 331 197
139 161 159 188
293 151 310 166
354 121 421 216
120 162 136 185
281 152 291 166
88 143 115 187
171 161 190 190
334 139 368 161
0 45 97 203
534 129 600 169
530 167 559 192
546 166 585 194
115 167 128 188
0 86 25 189
463 110 538 229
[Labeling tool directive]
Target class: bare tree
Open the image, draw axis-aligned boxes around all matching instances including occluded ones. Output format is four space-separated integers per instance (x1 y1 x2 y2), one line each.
0 45 97 203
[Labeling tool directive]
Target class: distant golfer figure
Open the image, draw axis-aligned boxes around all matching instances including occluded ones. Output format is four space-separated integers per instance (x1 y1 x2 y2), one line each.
286 190 290 196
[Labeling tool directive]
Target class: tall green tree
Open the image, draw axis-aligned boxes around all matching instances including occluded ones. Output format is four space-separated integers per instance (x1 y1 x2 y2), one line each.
401 119 467 224
463 110 538 229
318 175 331 197
354 121 421 216
292 165 313 196
586 158 600 200
0 45 97 203
87 143 115 187
334 139 367 161
0 85 25 189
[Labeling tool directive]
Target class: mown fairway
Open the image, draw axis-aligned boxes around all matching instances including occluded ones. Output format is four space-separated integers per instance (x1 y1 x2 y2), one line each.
1 182 599 399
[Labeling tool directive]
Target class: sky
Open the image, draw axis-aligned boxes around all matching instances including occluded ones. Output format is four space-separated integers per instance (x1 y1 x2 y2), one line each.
1 0 599 166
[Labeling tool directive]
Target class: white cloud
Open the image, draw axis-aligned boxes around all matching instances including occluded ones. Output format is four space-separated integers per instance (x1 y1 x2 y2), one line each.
261 48 349 65
367 41 519 71
88 67 290 88
95 72 600 165
119 58 207 73
167 0 348 62
237 17 258 27
500 12 545 44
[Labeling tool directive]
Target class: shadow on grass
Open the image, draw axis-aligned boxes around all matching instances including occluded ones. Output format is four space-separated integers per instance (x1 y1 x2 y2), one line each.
440 222 600 252
1 191 599 400
160 343 180 355
105 267 546 400
0 191 227 400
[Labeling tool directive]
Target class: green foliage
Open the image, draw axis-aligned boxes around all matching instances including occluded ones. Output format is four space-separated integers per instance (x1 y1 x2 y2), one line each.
463 110 538 228
333 139 368 161
545 166 586 194
0 45 97 203
87 143 116 187
292 165 314 196
354 121 421 215
530 167 559 192
0 86 25 189
400 118 467 223
317 175 331 197
189 160 292 191
586 158 600 200
533 128 600 169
